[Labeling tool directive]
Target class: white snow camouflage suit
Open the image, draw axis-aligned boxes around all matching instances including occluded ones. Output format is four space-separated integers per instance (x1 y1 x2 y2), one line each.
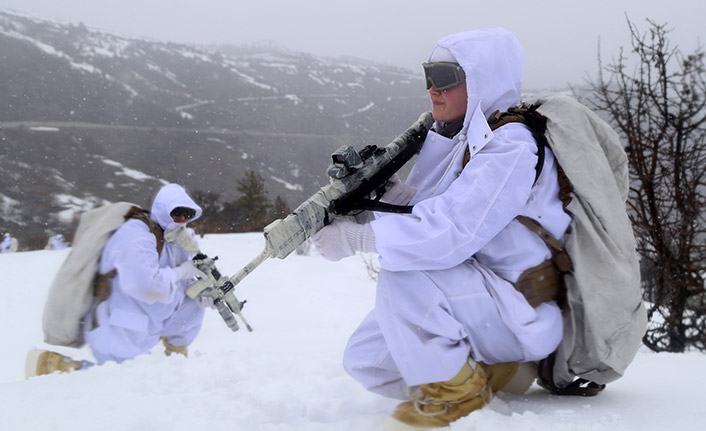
83 184 204 364
343 28 571 399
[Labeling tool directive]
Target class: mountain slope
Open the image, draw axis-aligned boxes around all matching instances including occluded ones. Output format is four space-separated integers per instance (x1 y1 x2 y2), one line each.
0 8 428 246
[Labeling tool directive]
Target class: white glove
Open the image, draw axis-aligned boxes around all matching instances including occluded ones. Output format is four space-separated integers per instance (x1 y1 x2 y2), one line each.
195 294 216 309
174 261 207 281
311 218 377 261
380 174 417 206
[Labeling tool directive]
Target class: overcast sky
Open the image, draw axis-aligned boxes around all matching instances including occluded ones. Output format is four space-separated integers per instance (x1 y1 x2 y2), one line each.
0 0 703 89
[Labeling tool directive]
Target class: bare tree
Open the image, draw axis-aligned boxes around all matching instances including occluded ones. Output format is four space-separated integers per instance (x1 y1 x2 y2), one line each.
587 18 706 352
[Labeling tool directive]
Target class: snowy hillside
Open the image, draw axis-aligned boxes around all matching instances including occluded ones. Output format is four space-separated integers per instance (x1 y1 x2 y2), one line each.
0 7 428 246
0 8 424 131
1 233 704 430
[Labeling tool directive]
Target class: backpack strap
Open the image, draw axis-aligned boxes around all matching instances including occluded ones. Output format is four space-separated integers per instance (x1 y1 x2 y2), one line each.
515 216 571 272
91 268 116 330
462 104 548 185
512 216 572 308
123 206 165 255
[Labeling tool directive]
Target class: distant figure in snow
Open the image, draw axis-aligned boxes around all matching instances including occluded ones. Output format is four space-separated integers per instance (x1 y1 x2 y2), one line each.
1 233 18 253
26 184 212 377
46 234 69 250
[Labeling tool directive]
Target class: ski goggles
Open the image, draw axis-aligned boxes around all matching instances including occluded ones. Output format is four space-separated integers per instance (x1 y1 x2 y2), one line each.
423 62 466 91
170 206 196 220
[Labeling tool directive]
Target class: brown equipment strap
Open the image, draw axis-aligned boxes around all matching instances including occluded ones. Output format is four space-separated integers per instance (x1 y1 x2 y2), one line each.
512 216 572 308
91 206 165 328
92 269 116 329
462 111 529 167
123 206 165 255
514 260 564 308
515 216 572 272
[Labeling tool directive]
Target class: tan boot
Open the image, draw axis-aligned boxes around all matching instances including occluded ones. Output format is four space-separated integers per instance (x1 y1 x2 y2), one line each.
390 361 492 429
482 361 538 394
161 337 188 357
25 349 82 379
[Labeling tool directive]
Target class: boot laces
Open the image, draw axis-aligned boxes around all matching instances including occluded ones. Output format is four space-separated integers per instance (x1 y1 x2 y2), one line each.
412 397 450 417
411 378 490 418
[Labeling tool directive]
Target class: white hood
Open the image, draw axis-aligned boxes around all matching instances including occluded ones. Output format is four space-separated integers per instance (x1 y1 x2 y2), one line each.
149 183 202 232
429 28 524 124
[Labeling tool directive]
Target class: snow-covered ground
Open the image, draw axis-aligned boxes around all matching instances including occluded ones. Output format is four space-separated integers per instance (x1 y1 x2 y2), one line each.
1 233 704 430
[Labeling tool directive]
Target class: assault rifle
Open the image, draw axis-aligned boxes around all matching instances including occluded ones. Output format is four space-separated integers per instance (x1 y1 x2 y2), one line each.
189 253 252 332
164 226 253 332
233 111 433 280
168 111 433 332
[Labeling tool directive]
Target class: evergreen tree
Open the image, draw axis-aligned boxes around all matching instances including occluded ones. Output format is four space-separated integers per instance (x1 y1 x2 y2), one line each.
235 170 271 232
190 190 224 234
270 195 292 222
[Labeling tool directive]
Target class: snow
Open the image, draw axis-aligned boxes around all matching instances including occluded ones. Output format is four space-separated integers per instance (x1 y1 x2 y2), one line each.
28 126 60 132
270 175 303 191
53 194 111 223
227 66 276 91
102 159 167 183
0 26 97 74
1 233 704 430
342 102 375 118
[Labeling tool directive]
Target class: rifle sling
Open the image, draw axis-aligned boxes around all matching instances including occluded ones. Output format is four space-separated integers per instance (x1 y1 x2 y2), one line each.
354 199 414 214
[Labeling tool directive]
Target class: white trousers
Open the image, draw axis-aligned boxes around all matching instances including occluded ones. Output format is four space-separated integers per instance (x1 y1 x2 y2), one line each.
343 259 562 399
84 298 204 364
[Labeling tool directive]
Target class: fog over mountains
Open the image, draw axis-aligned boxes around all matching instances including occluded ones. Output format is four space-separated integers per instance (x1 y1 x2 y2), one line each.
0 8 429 247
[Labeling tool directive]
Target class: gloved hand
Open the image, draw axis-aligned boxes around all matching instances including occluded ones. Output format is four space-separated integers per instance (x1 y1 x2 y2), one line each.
311 218 377 261
380 174 417 206
195 294 216 309
174 260 207 281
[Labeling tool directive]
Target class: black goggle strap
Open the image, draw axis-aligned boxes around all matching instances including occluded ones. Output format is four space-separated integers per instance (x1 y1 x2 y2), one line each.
423 62 466 91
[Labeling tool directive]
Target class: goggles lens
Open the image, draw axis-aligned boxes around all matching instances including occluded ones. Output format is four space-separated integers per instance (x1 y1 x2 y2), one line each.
170 207 196 220
423 62 466 91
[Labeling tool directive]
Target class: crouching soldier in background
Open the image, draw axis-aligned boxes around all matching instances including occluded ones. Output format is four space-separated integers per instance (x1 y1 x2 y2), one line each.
26 184 211 377
1 232 18 253
45 234 69 250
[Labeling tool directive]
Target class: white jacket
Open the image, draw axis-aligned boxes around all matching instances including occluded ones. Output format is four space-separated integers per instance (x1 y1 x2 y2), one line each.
371 29 571 281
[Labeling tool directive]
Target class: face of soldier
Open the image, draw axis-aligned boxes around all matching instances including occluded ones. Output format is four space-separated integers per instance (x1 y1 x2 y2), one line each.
428 83 468 123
